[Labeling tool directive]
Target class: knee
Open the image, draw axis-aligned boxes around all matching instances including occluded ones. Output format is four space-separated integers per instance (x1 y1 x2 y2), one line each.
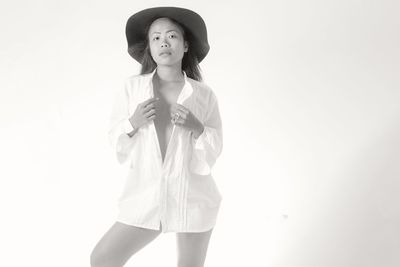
90 246 121 267
90 247 106 267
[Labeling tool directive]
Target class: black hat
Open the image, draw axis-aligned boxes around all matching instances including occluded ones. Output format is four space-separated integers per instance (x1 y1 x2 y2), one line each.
126 6 210 63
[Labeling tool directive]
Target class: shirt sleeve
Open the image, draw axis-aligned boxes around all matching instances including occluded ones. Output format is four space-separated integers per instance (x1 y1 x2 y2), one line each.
190 90 223 175
108 79 139 165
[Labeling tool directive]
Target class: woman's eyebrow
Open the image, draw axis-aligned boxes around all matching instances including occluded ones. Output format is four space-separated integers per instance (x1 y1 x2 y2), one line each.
151 29 178 35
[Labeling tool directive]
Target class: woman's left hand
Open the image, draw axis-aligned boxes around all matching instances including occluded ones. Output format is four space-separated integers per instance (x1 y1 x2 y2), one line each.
170 103 204 138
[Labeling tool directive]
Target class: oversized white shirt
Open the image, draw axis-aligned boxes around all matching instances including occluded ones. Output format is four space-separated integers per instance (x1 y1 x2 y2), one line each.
108 68 223 233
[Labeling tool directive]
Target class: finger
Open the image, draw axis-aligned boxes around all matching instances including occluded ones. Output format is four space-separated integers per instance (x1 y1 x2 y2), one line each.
147 114 156 120
177 105 189 115
173 117 185 126
172 113 186 121
172 110 186 120
142 108 155 118
142 97 159 107
170 109 181 119
179 112 187 120
171 113 179 123
172 115 184 124
144 108 156 118
142 103 155 113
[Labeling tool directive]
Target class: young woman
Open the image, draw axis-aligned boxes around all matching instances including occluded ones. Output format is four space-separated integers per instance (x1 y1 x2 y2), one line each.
90 7 223 267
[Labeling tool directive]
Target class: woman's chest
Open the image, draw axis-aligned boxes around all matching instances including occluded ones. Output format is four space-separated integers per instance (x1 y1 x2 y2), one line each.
152 84 184 158
153 83 183 120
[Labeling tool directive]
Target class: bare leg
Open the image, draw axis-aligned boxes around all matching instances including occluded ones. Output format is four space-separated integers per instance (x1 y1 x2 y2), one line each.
176 228 213 267
90 221 161 267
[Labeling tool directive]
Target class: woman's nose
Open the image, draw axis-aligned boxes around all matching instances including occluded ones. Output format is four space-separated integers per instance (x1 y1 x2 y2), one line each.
160 38 170 48
161 41 169 48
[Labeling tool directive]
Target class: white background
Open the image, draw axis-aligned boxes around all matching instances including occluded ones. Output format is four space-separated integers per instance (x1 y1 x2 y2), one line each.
1 0 399 266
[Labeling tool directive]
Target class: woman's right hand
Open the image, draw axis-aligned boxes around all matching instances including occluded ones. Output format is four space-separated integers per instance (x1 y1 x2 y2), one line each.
129 97 159 129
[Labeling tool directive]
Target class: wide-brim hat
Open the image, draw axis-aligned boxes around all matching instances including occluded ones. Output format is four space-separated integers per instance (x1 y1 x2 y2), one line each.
125 6 210 64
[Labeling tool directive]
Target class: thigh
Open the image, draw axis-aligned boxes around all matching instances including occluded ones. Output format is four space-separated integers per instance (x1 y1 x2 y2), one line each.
176 228 213 267
90 221 161 267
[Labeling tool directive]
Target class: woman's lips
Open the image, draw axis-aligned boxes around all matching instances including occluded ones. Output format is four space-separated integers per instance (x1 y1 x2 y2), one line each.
159 52 171 56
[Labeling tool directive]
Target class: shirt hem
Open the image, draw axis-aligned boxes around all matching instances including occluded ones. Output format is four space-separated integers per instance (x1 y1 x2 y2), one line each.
116 218 216 233
116 218 161 231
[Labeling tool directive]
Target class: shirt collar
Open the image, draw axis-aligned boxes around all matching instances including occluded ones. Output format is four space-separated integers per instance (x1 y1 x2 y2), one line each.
146 68 193 105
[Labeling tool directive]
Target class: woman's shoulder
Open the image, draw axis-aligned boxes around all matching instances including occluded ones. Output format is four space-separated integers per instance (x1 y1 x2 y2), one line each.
186 77 216 100
123 73 153 94
125 72 151 84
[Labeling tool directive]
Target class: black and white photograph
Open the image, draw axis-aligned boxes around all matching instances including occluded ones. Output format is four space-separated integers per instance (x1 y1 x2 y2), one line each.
1 0 399 266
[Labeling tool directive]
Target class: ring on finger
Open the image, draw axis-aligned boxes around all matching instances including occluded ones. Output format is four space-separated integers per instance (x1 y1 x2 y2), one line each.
173 112 180 123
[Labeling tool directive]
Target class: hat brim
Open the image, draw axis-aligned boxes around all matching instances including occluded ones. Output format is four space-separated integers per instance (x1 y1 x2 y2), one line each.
126 7 209 64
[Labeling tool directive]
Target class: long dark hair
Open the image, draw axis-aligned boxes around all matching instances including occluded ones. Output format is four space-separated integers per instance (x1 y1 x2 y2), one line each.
132 17 203 82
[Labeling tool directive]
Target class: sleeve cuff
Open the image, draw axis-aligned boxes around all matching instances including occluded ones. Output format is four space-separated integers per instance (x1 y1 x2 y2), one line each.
192 127 206 150
122 118 134 135
113 119 139 165
190 128 212 175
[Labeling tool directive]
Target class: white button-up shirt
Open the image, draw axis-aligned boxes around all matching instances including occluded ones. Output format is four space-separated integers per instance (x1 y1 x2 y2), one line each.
108 68 223 233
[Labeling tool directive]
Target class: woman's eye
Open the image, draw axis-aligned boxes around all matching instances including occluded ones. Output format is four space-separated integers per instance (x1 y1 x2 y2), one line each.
169 35 175 38
153 36 159 41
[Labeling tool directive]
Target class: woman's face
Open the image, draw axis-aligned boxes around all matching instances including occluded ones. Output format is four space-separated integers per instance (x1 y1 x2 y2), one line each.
147 17 188 68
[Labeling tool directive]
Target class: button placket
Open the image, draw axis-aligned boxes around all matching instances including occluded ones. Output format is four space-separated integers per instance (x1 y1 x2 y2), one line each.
147 70 193 232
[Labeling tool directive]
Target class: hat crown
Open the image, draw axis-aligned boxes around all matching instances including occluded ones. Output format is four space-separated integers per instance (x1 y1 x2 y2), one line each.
126 7 209 64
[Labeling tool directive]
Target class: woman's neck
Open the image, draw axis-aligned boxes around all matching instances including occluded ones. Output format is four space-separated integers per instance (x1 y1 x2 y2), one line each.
155 66 184 83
